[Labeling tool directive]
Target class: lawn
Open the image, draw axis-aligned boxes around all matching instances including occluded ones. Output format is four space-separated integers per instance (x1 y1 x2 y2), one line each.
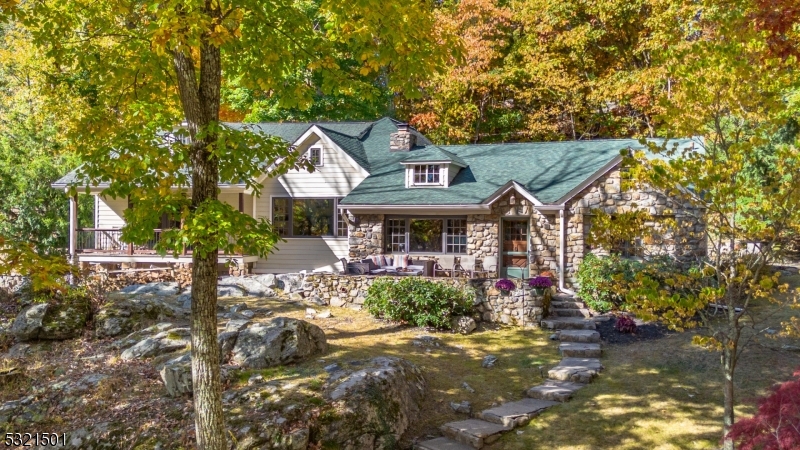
489 274 800 450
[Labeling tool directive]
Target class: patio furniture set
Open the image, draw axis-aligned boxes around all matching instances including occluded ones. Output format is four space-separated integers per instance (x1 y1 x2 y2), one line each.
343 255 498 278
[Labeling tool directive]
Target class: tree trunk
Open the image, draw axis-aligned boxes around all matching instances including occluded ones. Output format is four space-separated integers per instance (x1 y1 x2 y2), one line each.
172 24 225 449
722 345 735 450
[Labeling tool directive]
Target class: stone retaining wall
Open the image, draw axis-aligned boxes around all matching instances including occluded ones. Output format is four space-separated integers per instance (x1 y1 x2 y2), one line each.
0 275 27 296
303 274 549 327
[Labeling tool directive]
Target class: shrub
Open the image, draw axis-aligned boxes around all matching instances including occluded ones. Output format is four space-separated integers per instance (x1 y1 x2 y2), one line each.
495 279 515 291
364 277 474 329
726 368 800 450
614 316 637 333
575 253 642 312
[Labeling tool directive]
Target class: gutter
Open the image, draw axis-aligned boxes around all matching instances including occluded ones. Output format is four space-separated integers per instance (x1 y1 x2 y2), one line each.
558 209 575 295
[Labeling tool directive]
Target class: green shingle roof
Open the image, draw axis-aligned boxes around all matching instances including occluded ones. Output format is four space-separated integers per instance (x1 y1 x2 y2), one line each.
340 136 692 206
401 145 467 167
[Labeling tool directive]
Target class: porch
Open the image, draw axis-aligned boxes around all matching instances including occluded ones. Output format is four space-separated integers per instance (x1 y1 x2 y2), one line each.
71 227 259 266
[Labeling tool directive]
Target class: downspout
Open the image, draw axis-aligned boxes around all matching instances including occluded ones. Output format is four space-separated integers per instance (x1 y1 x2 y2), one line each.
559 208 575 295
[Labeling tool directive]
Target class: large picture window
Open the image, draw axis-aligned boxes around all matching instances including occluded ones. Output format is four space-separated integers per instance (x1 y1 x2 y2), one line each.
385 216 467 254
272 198 346 237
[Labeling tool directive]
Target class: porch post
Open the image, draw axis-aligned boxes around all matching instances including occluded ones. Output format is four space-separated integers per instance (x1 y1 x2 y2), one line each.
238 193 244 213
68 193 78 263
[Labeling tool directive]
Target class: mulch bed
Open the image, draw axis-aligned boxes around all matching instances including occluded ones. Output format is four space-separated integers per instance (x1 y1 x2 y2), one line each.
596 315 674 345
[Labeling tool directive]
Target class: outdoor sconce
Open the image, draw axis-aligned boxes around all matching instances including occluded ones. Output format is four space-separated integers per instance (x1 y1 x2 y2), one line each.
509 192 516 205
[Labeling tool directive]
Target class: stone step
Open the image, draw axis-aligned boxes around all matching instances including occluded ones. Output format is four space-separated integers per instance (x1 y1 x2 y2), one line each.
557 330 601 343
526 379 586 402
548 357 604 383
559 342 602 358
477 398 559 428
541 317 597 330
440 419 508 449
416 437 476 450
551 308 591 318
550 300 585 309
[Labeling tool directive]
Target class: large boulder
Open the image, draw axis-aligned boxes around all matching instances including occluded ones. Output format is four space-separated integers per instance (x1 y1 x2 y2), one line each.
318 357 427 449
218 276 276 297
95 296 187 338
231 317 326 369
11 296 91 341
159 353 192 397
119 282 180 296
120 327 191 361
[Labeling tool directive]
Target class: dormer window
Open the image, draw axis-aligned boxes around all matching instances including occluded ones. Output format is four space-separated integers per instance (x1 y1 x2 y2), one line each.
309 147 323 166
413 164 441 185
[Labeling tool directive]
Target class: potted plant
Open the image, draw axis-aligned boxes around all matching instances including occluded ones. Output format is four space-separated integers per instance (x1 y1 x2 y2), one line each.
495 278 515 295
529 276 553 296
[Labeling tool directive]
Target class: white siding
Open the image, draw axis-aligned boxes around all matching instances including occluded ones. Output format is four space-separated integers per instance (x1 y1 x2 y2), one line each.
279 135 367 198
96 195 126 229
254 237 348 273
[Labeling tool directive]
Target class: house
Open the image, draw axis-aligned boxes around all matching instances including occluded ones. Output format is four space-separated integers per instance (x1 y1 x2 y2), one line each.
52 117 706 290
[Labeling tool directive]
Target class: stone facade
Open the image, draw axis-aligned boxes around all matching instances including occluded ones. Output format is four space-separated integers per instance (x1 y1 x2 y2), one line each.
347 214 384 260
563 168 706 285
303 273 548 327
344 164 706 288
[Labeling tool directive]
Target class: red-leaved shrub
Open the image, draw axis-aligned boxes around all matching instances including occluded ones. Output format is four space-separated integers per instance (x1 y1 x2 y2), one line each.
614 316 637 333
727 368 800 450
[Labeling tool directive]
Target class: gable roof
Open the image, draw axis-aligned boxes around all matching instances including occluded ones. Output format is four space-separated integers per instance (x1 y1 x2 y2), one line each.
400 145 467 167
340 137 657 206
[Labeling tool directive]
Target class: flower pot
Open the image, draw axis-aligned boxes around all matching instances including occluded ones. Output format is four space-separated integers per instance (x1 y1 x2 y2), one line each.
500 289 510 296
532 287 544 296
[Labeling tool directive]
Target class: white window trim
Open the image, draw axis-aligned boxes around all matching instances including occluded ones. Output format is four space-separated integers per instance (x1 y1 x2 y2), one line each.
385 216 468 254
309 146 323 167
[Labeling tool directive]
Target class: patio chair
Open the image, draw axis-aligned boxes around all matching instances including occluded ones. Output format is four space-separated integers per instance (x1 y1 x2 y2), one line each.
434 255 456 277
475 255 498 278
454 255 476 278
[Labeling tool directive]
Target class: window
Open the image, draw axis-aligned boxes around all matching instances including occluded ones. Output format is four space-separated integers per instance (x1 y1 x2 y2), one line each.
446 219 467 253
272 198 290 236
385 216 467 254
413 164 441 185
410 219 443 252
272 198 345 237
309 147 323 166
337 211 348 237
387 219 407 253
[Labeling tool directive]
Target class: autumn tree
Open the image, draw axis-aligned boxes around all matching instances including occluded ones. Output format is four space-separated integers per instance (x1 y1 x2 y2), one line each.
588 2 800 449
13 0 453 448
0 23 92 251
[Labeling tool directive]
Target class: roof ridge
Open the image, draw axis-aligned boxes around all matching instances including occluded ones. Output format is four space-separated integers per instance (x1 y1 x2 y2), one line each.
437 138 647 149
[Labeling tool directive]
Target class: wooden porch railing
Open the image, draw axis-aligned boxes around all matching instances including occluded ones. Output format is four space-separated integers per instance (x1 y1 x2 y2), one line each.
76 228 184 255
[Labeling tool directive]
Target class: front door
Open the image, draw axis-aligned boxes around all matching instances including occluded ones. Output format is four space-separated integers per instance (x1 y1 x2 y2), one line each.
501 219 529 279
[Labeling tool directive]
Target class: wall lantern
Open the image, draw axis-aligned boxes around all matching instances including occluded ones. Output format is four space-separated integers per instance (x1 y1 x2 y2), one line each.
509 192 516 205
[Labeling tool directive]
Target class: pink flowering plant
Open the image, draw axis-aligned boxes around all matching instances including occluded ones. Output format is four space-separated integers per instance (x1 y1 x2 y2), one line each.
495 279 515 291
529 276 553 289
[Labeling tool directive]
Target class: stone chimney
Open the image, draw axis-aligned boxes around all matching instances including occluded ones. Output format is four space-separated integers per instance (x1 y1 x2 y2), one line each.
389 123 416 152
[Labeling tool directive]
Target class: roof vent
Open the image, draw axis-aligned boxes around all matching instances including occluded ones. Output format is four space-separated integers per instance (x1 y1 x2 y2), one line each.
390 123 416 152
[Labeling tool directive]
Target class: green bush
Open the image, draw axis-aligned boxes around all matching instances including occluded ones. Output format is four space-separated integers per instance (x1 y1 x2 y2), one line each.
576 253 704 313
364 277 474 329
575 253 643 312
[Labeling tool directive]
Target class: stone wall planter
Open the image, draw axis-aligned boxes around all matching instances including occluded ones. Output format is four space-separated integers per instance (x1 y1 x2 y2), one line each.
303 274 547 327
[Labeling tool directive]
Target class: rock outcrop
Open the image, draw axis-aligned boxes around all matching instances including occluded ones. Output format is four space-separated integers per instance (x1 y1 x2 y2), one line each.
11 297 91 341
120 328 191 361
318 357 427 449
95 296 187 338
231 318 327 369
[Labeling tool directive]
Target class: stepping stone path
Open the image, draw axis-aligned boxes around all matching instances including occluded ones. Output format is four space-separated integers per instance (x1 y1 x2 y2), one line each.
415 294 605 449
